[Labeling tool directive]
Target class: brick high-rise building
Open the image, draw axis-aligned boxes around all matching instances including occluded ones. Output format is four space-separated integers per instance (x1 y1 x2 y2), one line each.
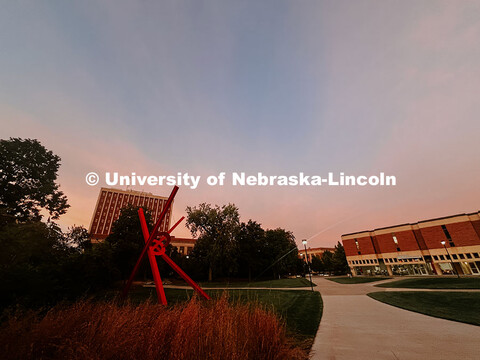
89 187 173 242
342 211 480 276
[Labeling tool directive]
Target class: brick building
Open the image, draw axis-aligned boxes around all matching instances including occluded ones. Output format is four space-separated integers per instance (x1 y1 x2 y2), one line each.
89 187 195 254
170 237 196 256
342 212 480 276
300 246 336 263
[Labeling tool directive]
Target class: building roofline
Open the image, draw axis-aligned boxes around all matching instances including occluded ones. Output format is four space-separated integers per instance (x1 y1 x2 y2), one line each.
171 238 196 243
342 211 479 237
99 187 169 199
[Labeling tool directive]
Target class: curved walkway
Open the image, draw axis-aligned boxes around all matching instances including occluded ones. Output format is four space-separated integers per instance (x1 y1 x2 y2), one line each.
310 277 480 360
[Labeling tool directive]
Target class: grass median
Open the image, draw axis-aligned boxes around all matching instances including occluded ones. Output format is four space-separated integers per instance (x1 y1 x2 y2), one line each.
375 277 480 289
328 276 391 284
368 291 480 326
195 277 316 288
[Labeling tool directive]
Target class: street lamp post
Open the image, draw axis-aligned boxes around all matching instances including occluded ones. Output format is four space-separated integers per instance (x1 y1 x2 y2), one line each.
441 240 459 278
302 239 314 292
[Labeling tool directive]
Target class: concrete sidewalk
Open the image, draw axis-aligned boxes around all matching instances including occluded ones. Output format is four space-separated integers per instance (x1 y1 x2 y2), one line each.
310 277 480 360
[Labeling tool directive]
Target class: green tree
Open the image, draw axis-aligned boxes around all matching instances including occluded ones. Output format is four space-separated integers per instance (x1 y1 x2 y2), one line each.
311 255 324 273
58 225 91 252
0 138 69 221
321 250 334 275
235 220 265 281
105 205 153 280
332 241 350 275
262 228 299 279
0 220 66 308
186 203 240 281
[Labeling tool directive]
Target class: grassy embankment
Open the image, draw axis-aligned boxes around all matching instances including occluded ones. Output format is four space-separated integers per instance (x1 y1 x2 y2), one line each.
374 277 480 289
368 291 480 326
195 277 316 288
327 276 391 284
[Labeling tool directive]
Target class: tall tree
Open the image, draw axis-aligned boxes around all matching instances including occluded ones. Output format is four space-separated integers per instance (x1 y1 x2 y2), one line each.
0 138 69 221
321 250 334 275
262 228 299 279
105 205 153 280
332 241 350 275
0 220 66 308
186 203 240 281
62 225 91 252
236 220 265 281
311 255 324 273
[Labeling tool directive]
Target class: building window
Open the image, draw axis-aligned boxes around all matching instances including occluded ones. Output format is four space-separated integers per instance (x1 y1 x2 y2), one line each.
459 254 465 259
392 233 401 251
355 238 361 254
452 254 458 260
466 253 472 259
441 225 455 246
433 255 438 260
439 255 445 260
474 253 480 259
392 234 398 244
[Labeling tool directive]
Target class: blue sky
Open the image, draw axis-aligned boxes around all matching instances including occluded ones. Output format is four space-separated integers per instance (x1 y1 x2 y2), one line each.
2 1 480 246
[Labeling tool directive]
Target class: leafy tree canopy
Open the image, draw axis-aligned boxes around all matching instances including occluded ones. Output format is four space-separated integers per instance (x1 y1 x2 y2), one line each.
186 203 240 281
263 228 299 278
235 220 265 281
105 204 153 279
0 138 69 221
60 225 91 252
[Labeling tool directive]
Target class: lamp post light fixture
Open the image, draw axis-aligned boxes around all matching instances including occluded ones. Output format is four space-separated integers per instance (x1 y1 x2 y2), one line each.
302 239 314 292
441 240 459 278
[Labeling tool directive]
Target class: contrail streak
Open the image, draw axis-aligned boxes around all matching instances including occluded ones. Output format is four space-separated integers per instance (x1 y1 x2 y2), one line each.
305 214 358 242
252 214 358 282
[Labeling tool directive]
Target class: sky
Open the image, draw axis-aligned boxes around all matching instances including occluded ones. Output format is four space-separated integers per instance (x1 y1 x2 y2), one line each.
2 1 480 247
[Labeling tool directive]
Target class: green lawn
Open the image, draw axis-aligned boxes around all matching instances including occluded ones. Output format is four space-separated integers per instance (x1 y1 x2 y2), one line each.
375 277 480 289
197 277 316 288
368 291 480 326
129 286 322 339
328 276 391 284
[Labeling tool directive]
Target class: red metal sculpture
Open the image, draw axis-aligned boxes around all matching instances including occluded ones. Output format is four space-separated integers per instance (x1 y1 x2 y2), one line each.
122 186 210 304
